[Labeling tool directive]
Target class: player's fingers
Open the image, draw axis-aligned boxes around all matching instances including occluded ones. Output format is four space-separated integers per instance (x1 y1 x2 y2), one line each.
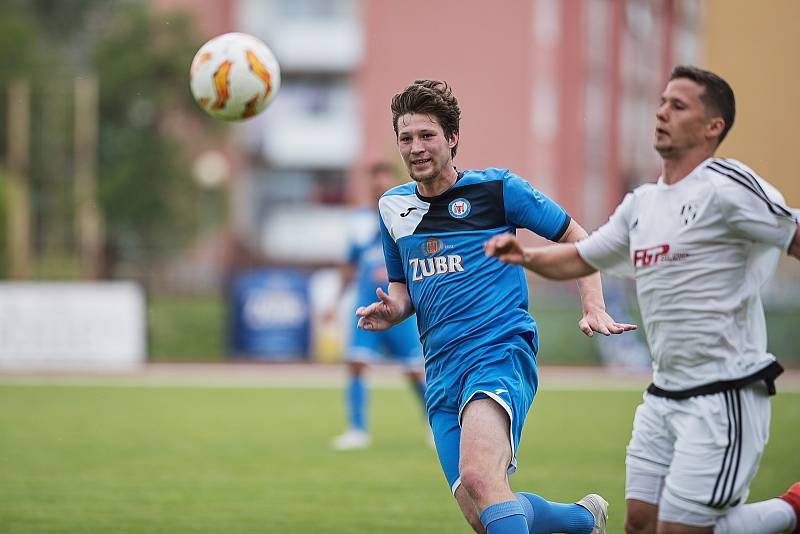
619 323 638 331
595 322 611 336
497 235 517 253
357 303 378 317
487 234 512 252
375 287 391 303
607 322 625 334
484 237 504 256
578 319 594 337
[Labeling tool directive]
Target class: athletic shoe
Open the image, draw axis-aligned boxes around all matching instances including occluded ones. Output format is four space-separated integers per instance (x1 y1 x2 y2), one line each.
780 482 800 534
576 494 608 534
331 429 371 451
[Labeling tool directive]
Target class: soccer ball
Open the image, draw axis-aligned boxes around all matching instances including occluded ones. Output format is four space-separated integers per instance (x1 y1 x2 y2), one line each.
189 32 281 122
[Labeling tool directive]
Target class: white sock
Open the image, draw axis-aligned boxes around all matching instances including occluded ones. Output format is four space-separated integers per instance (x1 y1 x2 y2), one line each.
714 498 796 534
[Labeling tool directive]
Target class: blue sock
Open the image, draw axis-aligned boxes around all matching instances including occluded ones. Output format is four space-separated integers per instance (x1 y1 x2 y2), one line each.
480 500 529 533
346 375 367 431
515 492 594 534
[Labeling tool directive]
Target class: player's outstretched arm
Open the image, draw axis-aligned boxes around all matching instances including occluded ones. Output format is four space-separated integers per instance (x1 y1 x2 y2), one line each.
483 233 594 280
557 220 637 336
484 231 637 336
356 282 413 331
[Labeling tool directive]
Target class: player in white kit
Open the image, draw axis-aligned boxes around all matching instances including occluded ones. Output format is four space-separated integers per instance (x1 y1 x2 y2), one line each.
484 65 800 534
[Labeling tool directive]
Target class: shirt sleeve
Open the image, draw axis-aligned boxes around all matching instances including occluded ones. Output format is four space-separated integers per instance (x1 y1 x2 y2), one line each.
378 210 405 283
575 192 635 279
715 175 798 251
503 171 571 241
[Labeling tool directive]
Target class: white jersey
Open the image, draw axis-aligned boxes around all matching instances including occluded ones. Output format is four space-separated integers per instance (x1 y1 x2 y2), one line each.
576 158 797 391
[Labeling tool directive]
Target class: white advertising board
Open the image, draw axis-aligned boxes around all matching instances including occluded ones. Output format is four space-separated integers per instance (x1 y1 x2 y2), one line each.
0 282 146 371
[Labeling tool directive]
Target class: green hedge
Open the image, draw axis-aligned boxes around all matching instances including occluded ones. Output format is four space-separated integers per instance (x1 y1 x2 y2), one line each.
146 293 799 366
148 295 225 361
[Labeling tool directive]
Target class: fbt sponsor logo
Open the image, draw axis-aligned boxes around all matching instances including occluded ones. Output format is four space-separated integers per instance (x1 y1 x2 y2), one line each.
633 244 669 267
409 255 465 281
633 244 690 267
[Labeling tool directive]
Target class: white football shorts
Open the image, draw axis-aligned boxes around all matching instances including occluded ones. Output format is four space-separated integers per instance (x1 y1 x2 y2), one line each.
625 383 771 526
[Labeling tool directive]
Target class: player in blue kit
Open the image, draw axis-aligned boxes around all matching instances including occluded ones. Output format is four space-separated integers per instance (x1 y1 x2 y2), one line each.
357 79 636 534
329 162 428 451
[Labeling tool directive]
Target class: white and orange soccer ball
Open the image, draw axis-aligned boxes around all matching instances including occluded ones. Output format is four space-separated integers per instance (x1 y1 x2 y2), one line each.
189 32 281 121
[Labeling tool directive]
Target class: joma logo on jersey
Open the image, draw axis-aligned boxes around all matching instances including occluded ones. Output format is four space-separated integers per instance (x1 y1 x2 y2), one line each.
633 244 670 267
409 255 465 281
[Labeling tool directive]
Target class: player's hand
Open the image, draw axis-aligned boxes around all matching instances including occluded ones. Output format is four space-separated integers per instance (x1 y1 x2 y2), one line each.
484 234 525 265
356 287 404 331
578 307 638 337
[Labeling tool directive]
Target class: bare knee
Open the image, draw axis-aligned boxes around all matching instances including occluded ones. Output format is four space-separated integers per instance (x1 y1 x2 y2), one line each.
626 500 658 534
459 466 491 504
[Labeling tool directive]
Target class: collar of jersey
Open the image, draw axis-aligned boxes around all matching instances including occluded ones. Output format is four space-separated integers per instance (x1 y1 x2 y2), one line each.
415 168 464 202
656 157 713 190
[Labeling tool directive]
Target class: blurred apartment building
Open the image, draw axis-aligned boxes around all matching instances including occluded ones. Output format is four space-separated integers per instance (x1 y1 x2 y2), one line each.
155 0 797 265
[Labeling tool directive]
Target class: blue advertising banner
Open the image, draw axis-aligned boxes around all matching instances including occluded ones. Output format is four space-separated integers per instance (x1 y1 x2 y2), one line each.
229 269 310 360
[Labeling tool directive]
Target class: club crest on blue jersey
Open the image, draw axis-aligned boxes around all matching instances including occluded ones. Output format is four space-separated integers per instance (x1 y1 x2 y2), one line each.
421 237 445 256
448 198 471 219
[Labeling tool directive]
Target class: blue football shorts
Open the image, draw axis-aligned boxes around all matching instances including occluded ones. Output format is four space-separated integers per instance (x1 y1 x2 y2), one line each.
347 315 423 368
426 334 539 494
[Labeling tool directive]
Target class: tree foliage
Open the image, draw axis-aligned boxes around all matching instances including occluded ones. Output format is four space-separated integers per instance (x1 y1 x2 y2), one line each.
93 3 203 266
0 0 208 278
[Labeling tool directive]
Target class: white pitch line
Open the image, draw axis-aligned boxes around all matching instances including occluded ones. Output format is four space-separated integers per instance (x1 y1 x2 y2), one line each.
0 363 798 392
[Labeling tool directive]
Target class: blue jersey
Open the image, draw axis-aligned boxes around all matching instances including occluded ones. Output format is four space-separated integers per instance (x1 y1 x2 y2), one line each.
347 209 391 308
377 168 570 367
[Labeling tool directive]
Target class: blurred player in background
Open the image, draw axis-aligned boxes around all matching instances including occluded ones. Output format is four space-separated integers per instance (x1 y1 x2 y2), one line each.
328 162 428 451
358 79 636 534
485 65 800 534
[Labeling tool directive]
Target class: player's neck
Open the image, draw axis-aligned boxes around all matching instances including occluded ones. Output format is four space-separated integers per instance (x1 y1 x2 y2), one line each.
660 148 715 185
416 165 458 198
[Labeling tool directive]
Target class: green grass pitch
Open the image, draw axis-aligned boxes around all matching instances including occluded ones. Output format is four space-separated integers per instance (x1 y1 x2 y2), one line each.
1 384 797 533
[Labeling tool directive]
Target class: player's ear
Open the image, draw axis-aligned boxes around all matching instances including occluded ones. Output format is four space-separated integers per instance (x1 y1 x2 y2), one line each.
706 117 725 141
448 131 459 149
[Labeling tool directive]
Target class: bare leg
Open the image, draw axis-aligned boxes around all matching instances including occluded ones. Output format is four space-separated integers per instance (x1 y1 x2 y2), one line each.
453 397 516 532
455 484 486 534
